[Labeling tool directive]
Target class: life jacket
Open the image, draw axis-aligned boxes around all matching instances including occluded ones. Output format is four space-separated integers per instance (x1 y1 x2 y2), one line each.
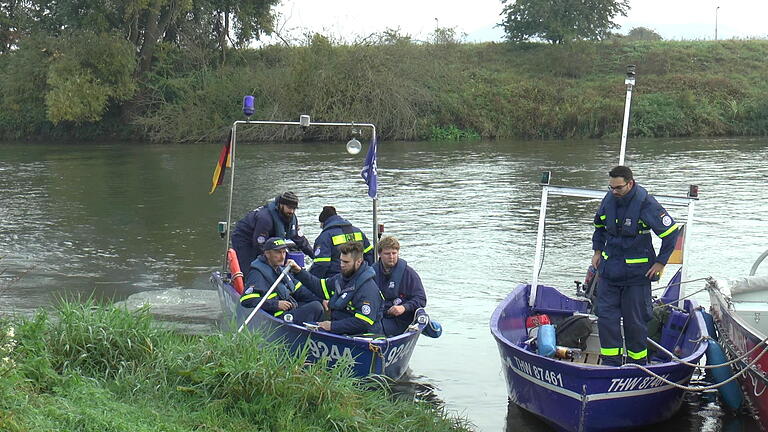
599 185 656 282
377 258 407 301
267 200 299 239
603 185 648 238
250 257 295 301
328 264 376 311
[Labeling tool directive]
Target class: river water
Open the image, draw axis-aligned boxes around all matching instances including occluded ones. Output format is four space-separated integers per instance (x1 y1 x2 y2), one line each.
1 137 766 431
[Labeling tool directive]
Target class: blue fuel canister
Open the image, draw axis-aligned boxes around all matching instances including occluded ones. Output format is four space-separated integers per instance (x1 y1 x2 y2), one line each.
660 309 689 353
286 251 305 268
537 324 557 357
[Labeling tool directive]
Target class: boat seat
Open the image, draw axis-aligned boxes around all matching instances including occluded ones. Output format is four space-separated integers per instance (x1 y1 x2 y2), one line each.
531 285 590 315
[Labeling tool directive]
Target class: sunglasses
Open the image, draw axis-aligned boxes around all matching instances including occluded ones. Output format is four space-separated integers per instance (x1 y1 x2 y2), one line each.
608 182 629 191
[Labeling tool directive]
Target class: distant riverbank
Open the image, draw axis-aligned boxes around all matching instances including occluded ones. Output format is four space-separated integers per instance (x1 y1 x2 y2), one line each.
2 39 768 143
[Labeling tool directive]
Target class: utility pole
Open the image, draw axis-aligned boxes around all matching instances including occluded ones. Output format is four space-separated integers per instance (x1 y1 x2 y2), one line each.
715 6 720 40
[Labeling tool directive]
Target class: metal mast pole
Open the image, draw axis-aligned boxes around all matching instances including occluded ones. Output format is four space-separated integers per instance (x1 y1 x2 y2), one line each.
618 65 636 166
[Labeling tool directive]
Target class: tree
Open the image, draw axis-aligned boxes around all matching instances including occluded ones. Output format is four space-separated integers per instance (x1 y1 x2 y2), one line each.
430 26 465 45
626 26 662 41
0 0 27 53
5 0 279 76
1 0 279 126
45 31 137 124
500 0 630 44
180 0 280 66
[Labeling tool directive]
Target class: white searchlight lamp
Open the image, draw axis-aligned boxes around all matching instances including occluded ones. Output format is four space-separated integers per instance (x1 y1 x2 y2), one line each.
346 137 362 155
345 125 363 154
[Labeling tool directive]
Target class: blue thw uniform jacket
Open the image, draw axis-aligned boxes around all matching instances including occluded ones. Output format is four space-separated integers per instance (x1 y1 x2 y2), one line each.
374 258 427 333
309 214 374 278
239 256 320 316
231 199 314 273
592 184 681 285
294 262 383 335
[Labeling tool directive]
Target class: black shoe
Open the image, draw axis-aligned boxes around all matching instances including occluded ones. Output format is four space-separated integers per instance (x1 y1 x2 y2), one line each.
600 355 623 366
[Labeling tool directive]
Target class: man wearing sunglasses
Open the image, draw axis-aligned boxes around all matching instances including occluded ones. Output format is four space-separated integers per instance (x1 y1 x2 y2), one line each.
591 166 681 367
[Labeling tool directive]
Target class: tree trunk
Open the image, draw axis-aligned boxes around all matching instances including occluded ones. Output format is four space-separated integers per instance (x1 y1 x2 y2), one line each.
137 0 162 78
219 11 229 66
136 0 179 78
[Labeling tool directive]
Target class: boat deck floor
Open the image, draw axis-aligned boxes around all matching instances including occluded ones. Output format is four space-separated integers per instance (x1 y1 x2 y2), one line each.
532 330 670 367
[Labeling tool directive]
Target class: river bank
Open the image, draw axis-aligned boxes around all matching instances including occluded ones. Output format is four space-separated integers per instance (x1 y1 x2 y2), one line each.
0 300 471 432
2 39 768 143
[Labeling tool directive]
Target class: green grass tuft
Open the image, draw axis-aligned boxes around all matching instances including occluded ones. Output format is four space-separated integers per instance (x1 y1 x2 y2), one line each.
0 301 473 432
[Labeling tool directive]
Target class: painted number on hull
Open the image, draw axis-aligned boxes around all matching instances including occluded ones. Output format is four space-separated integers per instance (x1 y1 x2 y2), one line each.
607 375 670 392
509 357 564 387
308 340 354 363
384 339 417 367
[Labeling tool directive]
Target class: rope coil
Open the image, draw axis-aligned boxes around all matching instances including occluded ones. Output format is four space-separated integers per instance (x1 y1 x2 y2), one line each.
629 330 768 391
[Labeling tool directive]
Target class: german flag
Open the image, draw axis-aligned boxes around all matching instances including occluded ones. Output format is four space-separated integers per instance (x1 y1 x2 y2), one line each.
209 130 232 194
667 223 686 265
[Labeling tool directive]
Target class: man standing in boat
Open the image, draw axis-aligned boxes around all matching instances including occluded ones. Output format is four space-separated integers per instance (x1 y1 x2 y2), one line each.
231 191 314 276
287 241 383 335
373 235 427 336
310 206 374 278
239 237 323 324
591 166 680 366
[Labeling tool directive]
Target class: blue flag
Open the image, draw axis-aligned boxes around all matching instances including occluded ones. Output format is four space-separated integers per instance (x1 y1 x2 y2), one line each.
360 138 378 198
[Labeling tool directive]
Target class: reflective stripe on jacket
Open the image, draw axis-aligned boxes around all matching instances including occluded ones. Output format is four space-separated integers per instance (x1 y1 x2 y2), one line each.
592 184 680 284
309 215 373 278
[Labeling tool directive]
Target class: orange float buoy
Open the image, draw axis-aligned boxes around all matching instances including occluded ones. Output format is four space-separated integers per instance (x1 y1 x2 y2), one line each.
227 248 245 294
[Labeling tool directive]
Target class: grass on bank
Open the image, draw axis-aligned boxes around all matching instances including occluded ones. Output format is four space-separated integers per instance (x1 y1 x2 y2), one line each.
3 38 768 142
123 38 768 142
0 301 472 432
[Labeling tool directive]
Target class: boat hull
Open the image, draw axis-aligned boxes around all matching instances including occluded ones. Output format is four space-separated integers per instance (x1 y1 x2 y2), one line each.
212 271 423 379
708 285 768 426
491 283 708 432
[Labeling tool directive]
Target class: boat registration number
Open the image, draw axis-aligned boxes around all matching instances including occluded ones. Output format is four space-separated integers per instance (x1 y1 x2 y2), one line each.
510 357 564 387
384 338 418 367
307 339 355 363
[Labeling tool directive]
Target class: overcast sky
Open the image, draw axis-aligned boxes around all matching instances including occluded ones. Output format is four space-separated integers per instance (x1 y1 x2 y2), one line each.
263 0 766 44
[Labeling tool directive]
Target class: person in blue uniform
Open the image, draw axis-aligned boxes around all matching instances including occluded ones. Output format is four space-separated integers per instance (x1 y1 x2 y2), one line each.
591 166 681 366
287 241 382 335
239 237 322 324
230 191 314 276
309 206 374 278
373 235 427 336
